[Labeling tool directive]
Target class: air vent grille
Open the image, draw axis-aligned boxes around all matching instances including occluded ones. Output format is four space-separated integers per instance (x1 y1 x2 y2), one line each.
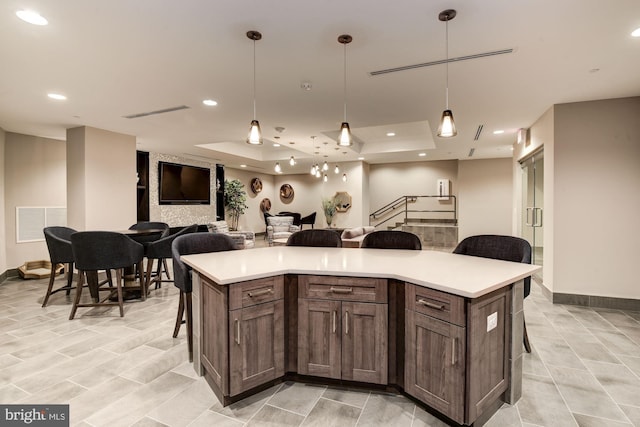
468 148 475 157
369 48 514 76
124 105 190 119
474 125 484 141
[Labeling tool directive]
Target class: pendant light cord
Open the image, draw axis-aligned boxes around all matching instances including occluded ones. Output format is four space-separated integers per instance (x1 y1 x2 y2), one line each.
445 18 449 109
343 41 347 121
253 39 257 120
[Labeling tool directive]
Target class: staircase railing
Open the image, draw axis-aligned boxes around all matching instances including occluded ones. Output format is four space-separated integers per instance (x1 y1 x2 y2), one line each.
369 195 457 229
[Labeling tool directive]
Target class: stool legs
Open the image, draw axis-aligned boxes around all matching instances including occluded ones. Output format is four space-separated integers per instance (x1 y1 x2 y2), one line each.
172 290 193 362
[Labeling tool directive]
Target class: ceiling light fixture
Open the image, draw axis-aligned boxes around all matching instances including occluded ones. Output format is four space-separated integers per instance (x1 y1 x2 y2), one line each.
47 93 67 100
16 10 48 25
342 173 347 182
246 30 263 145
289 156 295 166
274 162 281 173
493 130 505 135
203 99 218 106
322 161 329 171
323 174 328 183
437 9 458 138
334 165 340 174
387 132 396 137
338 34 354 147
632 27 640 37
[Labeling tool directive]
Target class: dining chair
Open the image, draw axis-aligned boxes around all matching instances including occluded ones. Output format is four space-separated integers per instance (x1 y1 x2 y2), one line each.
300 212 317 229
286 229 342 247
453 234 533 353
144 224 198 293
361 230 422 250
69 231 144 319
172 232 236 362
42 226 77 307
128 221 170 280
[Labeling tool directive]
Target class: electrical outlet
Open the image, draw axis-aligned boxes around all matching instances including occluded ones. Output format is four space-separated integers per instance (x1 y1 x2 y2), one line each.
487 312 498 332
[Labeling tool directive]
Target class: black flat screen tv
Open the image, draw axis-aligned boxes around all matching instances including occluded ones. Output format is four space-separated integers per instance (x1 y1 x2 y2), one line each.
158 161 211 205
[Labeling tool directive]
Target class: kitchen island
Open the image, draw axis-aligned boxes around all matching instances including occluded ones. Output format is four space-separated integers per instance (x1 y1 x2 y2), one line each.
182 246 539 426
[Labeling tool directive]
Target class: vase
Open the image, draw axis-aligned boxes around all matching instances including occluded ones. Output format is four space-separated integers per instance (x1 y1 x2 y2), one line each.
325 214 333 228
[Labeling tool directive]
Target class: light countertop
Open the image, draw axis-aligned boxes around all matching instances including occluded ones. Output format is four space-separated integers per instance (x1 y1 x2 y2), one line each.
182 247 540 298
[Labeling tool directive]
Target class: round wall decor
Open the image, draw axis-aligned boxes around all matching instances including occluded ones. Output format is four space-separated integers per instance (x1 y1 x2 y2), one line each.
250 177 263 194
260 198 271 213
279 184 294 203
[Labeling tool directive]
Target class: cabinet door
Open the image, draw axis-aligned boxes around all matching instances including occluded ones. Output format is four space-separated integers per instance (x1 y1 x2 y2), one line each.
405 310 465 424
341 302 388 384
201 281 228 395
229 300 284 396
298 299 341 379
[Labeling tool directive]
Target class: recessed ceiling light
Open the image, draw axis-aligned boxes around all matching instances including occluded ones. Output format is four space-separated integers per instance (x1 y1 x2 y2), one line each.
386 132 396 137
357 157 365 160
493 130 505 135
202 99 218 106
418 153 427 157
47 93 66 100
632 27 640 37
16 10 48 25
240 164 247 168
273 143 280 147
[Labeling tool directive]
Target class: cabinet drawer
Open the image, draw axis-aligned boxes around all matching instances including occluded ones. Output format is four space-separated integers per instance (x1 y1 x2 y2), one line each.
300 275 387 303
406 284 465 326
229 276 284 310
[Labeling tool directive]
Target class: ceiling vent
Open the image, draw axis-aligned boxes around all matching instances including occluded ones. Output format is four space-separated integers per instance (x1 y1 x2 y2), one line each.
468 148 475 157
369 48 513 76
123 105 190 119
474 125 484 141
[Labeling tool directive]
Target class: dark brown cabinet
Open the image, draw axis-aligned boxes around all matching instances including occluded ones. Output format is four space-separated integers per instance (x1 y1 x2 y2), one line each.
297 275 388 385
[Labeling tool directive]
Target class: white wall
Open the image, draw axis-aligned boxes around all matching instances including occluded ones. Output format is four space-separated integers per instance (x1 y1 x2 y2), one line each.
457 158 513 240
147 153 216 227
0 127 6 274
553 97 640 299
224 168 275 233
4 132 67 268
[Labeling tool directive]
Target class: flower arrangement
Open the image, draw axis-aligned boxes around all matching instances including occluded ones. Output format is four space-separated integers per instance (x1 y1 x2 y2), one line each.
322 197 337 227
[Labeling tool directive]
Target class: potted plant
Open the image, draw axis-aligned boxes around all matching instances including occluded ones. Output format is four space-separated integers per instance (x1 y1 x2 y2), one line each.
224 179 248 230
321 197 337 228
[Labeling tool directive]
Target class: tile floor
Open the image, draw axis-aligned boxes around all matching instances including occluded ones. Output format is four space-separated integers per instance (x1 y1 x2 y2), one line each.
1 265 639 426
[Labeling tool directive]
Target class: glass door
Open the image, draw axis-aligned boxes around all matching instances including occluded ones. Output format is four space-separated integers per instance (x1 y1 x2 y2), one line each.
521 150 543 280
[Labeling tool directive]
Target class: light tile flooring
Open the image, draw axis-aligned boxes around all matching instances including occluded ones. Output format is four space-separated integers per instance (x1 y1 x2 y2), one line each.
1 269 639 426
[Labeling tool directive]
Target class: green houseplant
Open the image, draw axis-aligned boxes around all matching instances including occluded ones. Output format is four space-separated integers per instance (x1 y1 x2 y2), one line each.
224 179 248 230
321 197 337 227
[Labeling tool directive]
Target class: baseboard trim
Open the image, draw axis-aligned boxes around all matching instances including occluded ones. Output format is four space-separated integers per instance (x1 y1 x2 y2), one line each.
0 268 19 285
553 292 640 311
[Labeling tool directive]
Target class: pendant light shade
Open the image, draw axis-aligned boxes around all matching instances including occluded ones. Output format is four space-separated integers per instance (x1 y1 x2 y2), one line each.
437 10 457 138
334 165 339 174
289 156 295 166
323 174 328 183
274 162 281 173
338 35 354 147
246 30 263 145
342 173 347 182
322 161 329 171
310 165 316 175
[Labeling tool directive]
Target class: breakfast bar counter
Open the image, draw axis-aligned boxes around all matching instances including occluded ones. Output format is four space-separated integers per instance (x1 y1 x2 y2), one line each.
183 247 540 426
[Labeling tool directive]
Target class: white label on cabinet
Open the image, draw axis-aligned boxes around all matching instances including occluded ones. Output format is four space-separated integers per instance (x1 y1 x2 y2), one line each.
487 312 498 332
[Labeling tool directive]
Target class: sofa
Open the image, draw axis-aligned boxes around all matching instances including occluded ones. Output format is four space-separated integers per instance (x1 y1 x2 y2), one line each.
207 221 255 249
266 216 300 246
340 226 375 248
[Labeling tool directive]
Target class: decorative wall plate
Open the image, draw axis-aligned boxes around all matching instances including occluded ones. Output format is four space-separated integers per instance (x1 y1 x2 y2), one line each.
250 177 263 194
334 191 352 212
260 198 271 213
279 184 294 202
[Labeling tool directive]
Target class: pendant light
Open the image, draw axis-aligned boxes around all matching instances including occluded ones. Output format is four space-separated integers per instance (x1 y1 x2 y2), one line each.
334 165 339 174
437 10 457 138
246 30 263 145
274 162 281 173
322 161 329 171
342 173 347 182
289 156 296 166
338 34 353 146
323 174 328 183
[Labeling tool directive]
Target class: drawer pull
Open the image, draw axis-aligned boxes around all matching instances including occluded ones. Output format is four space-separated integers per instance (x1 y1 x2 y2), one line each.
417 299 445 311
330 286 353 294
451 338 457 365
248 288 273 298
235 319 240 345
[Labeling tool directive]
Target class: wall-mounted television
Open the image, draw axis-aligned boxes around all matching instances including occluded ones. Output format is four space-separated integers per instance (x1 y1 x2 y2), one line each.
158 161 211 205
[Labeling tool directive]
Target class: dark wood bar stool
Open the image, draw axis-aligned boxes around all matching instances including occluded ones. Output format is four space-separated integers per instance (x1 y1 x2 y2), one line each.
144 224 197 293
361 230 422 250
42 226 77 307
286 229 342 247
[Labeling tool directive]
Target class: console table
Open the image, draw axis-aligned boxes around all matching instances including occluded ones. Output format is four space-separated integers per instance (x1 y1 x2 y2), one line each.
182 247 539 426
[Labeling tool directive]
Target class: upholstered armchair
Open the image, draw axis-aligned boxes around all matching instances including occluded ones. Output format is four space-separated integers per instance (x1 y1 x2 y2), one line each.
266 216 300 246
207 221 255 249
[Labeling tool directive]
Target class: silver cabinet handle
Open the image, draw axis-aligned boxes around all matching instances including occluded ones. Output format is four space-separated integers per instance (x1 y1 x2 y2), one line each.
417 299 445 311
235 319 240 345
332 310 337 334
345 310 349 335
248 288 273 298
451 338 456 366
330 286 353 294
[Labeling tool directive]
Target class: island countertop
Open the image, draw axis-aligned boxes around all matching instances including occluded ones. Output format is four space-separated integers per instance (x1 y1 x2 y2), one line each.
182 246 540 298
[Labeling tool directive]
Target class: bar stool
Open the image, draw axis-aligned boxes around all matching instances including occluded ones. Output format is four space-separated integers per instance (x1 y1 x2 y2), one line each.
361 230 422 250
286 229 342 247
42 226 76 307
172 233 236 362
69 231 144 319
144 224 197 293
